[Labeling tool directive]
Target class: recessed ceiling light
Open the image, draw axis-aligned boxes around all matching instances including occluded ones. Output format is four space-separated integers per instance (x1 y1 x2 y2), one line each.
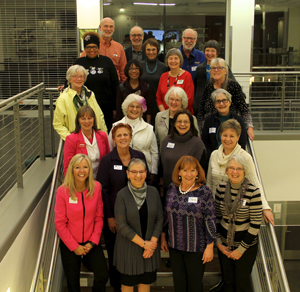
133 2 158 5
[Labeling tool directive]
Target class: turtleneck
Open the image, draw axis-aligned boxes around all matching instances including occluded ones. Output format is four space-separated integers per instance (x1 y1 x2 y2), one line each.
230 181 243 189
125 116 141 135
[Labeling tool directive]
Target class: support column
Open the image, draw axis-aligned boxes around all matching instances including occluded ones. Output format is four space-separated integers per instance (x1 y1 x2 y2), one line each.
225 0 255 101
76 0 101 29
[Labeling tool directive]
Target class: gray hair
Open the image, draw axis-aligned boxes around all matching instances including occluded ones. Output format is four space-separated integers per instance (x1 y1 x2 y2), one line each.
165 48 184 68
164 86 188 109
209 58 228 89
128 158 147 171
100 17 115 27
66 65 87 86
226 154 249 177
220 119 241 136
122 94 147 117
182 28 198 39
130 26 144 35
211 88 232 103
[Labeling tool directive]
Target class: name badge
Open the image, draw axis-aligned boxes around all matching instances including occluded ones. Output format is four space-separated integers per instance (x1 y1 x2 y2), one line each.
242 199 247 206
114 165 123 170
209 127 216 133
188 197 198 203
69 197 78 204
177 80 184 85
166 142 175 148
78 143 86 148
191 66 197 71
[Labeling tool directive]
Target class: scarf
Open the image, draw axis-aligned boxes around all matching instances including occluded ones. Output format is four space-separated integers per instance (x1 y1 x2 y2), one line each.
124 116 141 136
72 86 88 111
224 177 249 250
127 181 147 210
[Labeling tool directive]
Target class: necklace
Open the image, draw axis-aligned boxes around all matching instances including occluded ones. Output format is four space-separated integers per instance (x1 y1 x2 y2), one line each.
167 70 181 89
179 182 195 194
146 61 158 74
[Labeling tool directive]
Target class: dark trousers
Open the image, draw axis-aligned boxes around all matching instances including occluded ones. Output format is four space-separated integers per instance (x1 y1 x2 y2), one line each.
100 104 113 132
103 219 121 290
218 244 258 292
60 240 108 292
169 247 205 292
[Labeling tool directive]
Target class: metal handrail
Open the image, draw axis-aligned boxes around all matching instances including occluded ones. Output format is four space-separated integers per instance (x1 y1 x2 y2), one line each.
247 138 290 292
234 71 300 75
30 139 64 292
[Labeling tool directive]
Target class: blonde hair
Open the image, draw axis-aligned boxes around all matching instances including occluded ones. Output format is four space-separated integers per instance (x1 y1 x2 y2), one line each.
63 154 95 200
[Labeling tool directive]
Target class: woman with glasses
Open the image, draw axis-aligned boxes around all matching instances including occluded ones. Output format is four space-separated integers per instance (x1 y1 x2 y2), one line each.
57 31 119 130
160 109 207 194
97 124 152 292
114 158 163 292
116 60 151 123
201 89 247 160
196 58 254 140
109 94 159 182
53 64 107 140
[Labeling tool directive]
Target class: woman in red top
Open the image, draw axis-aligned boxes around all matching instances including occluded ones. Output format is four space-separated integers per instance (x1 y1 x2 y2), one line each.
156 48 194 114
63 105 110 179
55 154 108 292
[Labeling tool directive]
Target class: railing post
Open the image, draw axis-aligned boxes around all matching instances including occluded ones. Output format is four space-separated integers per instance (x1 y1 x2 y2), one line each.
280 75 286 132
38 89 45 160
13 103 23 188
49 93 56 158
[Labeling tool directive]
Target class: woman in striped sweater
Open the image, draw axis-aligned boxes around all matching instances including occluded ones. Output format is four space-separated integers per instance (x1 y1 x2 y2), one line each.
215 154 262 292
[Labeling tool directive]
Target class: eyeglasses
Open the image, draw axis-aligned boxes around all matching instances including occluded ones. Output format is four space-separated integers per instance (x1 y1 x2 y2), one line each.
227 167 244 172
182 37 196 41
215 99 229 105
128 170 147 175
210 66 225 71
176 120 190 125
169 98 181 103
85 45 98 51
131 34 143 38
129 104 142 109
128 67 140 71
71 75 85 79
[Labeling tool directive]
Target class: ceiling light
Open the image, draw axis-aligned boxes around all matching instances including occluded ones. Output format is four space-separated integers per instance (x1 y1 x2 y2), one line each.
255 4 261 11
120 8 125 12
133 2 158 5
103 3 111 5
159 3 175 6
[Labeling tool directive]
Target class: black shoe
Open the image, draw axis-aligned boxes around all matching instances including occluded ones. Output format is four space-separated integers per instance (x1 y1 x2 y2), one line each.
210 279 224 292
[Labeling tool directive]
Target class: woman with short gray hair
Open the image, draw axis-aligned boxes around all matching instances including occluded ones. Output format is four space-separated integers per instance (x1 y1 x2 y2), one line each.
156 49 195 114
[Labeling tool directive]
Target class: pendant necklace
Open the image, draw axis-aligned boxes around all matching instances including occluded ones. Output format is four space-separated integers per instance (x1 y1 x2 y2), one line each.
179 182 195 194
146 61 158 74
167 70 181 89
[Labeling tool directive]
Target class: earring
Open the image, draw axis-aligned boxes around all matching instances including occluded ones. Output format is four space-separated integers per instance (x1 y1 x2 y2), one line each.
196 176 198 180
179 176 182 180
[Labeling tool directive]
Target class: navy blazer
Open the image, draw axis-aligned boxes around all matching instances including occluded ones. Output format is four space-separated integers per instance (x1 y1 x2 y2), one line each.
125 46 146 62
96 147 152 218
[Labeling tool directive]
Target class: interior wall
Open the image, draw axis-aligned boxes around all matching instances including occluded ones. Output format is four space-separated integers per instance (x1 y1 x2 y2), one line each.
0 192 49 292
288 6 300 51
253 140 300 201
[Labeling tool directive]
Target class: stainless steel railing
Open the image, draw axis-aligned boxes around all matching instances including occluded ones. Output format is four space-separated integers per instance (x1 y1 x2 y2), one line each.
0 83 49 200
29 139 64 292
247 139 290 292
235 71 300 132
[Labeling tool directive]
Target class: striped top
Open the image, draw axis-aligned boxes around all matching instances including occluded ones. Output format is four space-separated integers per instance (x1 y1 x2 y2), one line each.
215 181 262 254
163 183 216 253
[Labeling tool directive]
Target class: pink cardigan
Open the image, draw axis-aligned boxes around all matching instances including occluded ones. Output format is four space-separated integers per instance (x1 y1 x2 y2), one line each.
54 181 103 251
63 130 109 176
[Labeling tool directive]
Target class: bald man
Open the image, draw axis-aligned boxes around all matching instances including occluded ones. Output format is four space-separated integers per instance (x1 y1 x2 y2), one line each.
125 26 146 62
81 17 126 83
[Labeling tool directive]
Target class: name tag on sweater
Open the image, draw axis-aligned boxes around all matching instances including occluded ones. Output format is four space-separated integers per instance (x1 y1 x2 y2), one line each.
166 142 175 148
78 143 86 148
188 197 198 203
114 165 123 170
177 80 184 85
209 127 216 133
69 198 78 204
191 66 197 71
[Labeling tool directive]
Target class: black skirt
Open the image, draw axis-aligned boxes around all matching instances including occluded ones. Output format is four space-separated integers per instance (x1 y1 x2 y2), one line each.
120 270 157 286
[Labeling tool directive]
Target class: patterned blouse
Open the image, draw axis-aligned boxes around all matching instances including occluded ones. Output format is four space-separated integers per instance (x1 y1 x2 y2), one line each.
197 80 253 133
163 183 216 253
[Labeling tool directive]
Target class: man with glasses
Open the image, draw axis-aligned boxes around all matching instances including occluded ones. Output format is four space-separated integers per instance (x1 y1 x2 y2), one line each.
179 28 206 79
125 26 146 62
81 17 127 83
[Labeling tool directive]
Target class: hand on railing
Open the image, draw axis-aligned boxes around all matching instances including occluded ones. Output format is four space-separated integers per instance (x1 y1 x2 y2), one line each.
263 209 274 226
247 127 255 141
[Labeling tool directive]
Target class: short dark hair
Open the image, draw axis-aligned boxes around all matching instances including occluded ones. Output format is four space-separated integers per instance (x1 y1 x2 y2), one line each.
143 38 160 53
204 40 220 56
74 105 98 133
172 155 206 187
124 59 143 78
170 109 198 137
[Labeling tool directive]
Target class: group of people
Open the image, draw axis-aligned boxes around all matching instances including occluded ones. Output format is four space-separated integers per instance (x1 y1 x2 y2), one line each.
53 17 274 292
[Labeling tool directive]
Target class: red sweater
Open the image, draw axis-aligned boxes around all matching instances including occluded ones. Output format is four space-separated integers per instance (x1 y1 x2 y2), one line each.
156 70 194 114
54 181 103 251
